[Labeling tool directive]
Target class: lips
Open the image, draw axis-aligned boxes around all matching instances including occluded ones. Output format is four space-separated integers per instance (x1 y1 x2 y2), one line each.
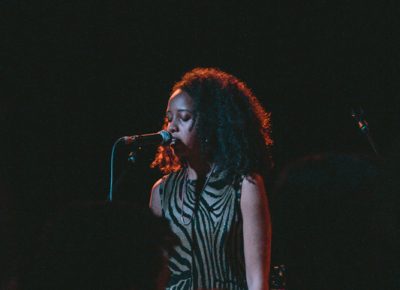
170 138 182 149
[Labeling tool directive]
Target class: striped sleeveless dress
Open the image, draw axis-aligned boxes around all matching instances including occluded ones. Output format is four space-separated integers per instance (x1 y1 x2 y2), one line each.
159 168 247 290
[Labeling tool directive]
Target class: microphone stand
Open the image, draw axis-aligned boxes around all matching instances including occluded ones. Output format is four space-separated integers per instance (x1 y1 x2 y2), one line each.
108 131 170 202
109 141 158 205
108 139 141 202
351 107 381 158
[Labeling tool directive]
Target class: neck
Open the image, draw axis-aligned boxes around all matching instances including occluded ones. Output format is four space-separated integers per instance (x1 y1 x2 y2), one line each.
185 157 213 180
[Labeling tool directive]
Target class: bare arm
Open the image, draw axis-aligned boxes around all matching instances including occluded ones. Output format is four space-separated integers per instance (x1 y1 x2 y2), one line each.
149 178 163 217
241 174 271 290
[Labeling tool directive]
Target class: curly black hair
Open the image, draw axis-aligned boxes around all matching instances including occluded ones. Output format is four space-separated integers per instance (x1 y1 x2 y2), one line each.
152 67 273 178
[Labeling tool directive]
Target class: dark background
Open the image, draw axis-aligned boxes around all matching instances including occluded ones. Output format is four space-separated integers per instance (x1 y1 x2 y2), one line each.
1 0 399 268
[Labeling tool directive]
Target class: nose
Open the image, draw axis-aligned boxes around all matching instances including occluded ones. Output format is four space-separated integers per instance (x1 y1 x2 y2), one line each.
167 120 178 133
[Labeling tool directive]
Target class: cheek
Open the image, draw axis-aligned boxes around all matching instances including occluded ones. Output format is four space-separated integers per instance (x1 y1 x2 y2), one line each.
185 128 199 148
185 137 197 149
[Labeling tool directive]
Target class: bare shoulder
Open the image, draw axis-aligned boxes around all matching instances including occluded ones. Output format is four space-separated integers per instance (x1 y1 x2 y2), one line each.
242 173 265 188
241 173 268 209
242 174 265 199
151 177 164 192
150 178 164 216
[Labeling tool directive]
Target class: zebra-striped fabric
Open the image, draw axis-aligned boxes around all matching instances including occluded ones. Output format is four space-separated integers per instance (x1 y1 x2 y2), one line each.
159 168 248 290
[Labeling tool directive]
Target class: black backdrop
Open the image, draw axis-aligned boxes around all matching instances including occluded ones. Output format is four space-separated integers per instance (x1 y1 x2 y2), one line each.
1 0 399 260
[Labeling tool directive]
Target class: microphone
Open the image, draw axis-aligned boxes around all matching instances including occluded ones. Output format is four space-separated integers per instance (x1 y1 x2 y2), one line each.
122 130 172 146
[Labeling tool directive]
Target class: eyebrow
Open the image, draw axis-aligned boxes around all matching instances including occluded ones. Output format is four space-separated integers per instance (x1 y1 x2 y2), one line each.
166 109 194 114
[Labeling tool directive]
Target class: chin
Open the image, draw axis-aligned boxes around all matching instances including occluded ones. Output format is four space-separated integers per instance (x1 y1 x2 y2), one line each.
173 151 188 160
171 143 188 156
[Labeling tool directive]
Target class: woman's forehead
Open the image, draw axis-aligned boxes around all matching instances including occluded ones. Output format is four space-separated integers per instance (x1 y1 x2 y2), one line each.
167 89 194 110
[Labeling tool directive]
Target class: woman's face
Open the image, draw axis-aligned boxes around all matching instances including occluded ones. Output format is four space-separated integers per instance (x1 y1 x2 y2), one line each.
165 89 200 158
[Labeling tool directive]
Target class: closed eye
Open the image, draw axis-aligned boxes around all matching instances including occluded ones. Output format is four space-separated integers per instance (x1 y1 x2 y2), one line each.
181 115 192 122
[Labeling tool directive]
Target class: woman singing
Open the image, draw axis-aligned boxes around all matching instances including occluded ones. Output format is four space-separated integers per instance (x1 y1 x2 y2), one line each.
150 67 273 290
